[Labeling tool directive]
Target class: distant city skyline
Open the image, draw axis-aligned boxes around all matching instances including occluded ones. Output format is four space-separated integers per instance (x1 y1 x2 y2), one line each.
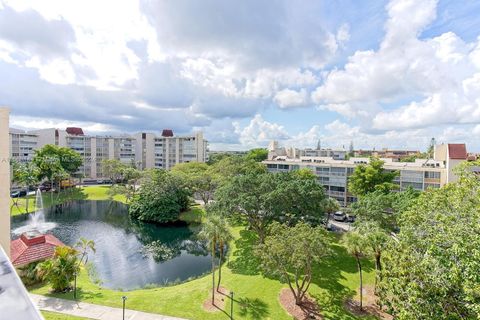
1 0 480 151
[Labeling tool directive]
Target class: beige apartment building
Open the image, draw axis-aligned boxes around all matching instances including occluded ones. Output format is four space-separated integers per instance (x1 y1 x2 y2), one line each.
264 143 469 207
134 130 208 170
8 127 208 179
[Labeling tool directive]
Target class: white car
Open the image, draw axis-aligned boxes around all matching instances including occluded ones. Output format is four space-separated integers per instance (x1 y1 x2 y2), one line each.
333 211 346 222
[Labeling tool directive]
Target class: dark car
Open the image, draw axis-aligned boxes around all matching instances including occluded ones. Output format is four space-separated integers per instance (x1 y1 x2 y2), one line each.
346 214 356 223
10 190 27 198
333 211 347 222
39 183 52 192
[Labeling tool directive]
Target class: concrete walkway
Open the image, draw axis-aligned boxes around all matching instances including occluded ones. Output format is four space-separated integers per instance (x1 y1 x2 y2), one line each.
30 294 187 320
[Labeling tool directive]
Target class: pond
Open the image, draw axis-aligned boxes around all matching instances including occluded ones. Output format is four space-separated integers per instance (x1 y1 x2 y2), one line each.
11 200 212 290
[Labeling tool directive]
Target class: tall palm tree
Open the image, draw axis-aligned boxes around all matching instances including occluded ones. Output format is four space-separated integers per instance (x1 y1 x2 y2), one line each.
199 214 226 304
216 219 232 292
359 222 388 293
342 231 367 310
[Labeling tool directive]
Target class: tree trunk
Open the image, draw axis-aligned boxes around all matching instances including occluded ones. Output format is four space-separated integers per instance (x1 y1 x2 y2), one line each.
211 242 216 305
357 256 363 310
374 253 381 294
25 187 30 213
217 242 223 292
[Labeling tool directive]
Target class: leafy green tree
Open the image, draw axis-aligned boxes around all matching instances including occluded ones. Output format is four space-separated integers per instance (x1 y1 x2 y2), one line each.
256 222 330 305
245 148 268 162
37 246 79 292
210 155 267 186
342 230 368 310
101 159 126 184
216 171 326 243
348 157 398 196
11 161 39 213
129 169 191 223
322 197 340 226
378 161 480 319
351 188 419 232
172 162 218 204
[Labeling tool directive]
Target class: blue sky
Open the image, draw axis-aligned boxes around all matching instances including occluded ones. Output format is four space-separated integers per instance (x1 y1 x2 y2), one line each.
0 0 479 151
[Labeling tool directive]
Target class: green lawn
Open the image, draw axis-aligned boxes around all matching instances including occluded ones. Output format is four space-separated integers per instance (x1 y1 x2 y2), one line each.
30 219 376 320
41 311 92 320
10 186 126 216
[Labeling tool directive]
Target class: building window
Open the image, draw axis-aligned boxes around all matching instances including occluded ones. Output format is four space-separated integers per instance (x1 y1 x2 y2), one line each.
424 171 440 179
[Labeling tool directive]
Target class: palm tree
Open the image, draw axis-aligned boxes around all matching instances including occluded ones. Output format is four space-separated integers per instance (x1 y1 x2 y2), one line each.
358 222 388 293
199 214 225 304
342 231 367 310
36 246 79 292
75 238 96 265
216 219 232 292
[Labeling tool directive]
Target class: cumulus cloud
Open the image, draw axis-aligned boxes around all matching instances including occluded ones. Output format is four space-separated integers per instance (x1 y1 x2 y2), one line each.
312 0 480 132
274 88 308 109
0 6 76 59
237 114 290 148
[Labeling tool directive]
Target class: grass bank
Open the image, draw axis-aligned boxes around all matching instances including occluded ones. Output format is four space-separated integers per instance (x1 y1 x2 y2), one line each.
31 222 375 319
10 186 126 216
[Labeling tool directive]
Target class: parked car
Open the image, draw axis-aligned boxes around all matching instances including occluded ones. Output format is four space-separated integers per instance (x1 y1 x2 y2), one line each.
333 211 347 222
346 214 356 223
96 179 104 184
39 182 52 192
10 190 27 198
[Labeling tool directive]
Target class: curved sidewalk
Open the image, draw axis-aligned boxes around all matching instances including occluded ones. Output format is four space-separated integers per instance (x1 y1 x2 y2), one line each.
30 294 187 320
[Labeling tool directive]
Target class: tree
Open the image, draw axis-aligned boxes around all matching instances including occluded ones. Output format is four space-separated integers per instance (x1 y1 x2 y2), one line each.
101 159 126 184
210 155 267 186
36 246 79 292
256 222 330 305
348 157 398 196
322 197 340 226
357 222 389 293
351 188 419 232
129 169 191 223
378 161 480 319
33 145 82 199
172 162 217 204
11 161 39 213
198 213 232 304
75 238 96 265
245 148 268 162
342 230 367 310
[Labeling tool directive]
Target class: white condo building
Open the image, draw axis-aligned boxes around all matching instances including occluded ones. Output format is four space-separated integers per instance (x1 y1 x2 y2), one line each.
8 127 208 179
264 142 473 207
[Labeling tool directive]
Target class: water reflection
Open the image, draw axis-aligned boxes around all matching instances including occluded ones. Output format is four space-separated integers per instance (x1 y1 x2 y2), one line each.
11 200 211 290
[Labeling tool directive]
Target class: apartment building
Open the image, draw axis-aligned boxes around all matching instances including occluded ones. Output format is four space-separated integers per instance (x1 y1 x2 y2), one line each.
9 128 38 163
264 143 468 207
134 130 208 170
268 140 347 160
9 127 207 179
354 148 421 161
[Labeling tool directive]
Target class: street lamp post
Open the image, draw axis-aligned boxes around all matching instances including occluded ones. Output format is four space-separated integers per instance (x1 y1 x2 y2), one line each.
73 271 77 300
230 291 234 320
122 296 127 320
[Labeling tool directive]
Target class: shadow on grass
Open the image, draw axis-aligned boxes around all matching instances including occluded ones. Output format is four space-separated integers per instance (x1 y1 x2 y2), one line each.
227 229 262 276
237 297 270 319
310 234 375 320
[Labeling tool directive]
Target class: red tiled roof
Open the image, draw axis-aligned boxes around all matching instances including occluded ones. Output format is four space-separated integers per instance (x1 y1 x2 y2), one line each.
161 129 174 137
448 144 467 160
66 127 84 135
11 234 65 267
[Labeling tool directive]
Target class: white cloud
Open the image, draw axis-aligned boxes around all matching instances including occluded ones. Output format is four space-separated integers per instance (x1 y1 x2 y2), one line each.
312 0 480 132
237 114 289 148
336 24 350 46
274 88 308 109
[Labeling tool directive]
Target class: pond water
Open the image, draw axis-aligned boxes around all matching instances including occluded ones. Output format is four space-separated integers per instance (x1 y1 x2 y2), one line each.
11 200 212 290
